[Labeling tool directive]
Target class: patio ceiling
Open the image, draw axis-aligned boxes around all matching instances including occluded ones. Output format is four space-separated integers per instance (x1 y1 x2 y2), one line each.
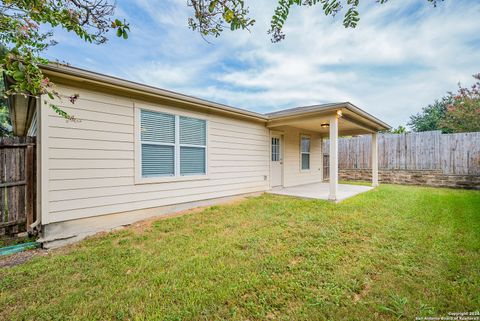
266 103 390 136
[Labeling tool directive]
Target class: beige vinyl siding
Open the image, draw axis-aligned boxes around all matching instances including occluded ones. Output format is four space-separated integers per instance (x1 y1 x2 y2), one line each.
281 126 323 187
42 85 269 224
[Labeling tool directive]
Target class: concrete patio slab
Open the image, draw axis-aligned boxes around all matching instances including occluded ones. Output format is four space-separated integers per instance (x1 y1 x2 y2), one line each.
268 182 373 202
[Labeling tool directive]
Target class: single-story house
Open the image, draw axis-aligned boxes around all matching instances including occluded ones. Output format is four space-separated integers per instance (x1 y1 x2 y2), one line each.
6 64 390 247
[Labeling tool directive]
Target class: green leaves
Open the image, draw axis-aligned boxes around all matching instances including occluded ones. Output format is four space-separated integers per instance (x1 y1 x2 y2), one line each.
189 0 443 43
208 0 218 13
0 0 129 120
408 74 480 133
224 9 234 23
343 6 359 28
12 70 25 81
269 0 348 42
113 18 130 39
188 0 255 39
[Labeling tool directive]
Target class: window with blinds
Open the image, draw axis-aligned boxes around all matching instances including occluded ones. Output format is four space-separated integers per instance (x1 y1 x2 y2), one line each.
300 135 310 170
180 116 206 175
140 109 206 178
141 110 175 177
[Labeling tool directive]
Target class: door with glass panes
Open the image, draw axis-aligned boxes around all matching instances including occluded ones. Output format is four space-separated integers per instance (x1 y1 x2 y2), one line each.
270 135 283 187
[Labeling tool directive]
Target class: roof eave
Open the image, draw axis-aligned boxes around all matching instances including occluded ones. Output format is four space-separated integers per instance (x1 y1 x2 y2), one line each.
266 102 391 131
343 102 391 131
40 64 390 131
41 64 268 122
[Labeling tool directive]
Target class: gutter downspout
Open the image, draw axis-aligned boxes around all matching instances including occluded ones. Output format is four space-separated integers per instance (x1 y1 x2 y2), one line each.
29 97 41 233
30 217 40 230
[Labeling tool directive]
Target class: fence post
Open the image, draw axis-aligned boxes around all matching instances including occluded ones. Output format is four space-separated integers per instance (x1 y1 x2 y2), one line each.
372 133 379 187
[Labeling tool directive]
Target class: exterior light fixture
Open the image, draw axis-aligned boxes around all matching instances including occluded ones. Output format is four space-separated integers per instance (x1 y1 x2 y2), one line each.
321 123 330 128
336 110 343 118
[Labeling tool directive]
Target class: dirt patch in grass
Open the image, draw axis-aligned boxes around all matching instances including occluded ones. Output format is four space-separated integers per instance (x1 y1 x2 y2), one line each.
289 256 303 266
128 207 205 234
0 249 49 268
126 196 252 235
353 275 379 304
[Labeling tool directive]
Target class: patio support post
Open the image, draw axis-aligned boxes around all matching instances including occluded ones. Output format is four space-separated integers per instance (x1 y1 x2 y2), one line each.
371 132 379 187
328 114 339 201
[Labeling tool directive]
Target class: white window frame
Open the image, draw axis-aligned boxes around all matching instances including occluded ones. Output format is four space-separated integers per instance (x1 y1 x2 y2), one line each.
300 134 311 171
134 104 209 184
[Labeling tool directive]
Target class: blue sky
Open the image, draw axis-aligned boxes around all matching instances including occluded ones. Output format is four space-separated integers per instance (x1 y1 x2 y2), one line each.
44 0 480 127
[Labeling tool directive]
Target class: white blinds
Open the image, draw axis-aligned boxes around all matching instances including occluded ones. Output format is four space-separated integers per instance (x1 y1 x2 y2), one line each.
140 110 206 178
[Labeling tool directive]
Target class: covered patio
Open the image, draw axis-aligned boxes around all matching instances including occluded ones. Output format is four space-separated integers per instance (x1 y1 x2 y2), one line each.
266 103 390 202
268 182 373 202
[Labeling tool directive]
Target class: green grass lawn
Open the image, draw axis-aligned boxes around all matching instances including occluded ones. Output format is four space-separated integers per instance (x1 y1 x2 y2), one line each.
1 185 479 320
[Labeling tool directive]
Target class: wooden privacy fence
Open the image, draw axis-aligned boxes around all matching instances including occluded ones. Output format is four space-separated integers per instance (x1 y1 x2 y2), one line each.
0 137 36 236
323 131 480 175
323 154 330 180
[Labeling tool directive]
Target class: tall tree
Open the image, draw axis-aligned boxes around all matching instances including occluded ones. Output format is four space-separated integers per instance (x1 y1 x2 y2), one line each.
408 100 451 133
408 74 480 133
441 74 480 133
0 0 129 117
382 125 408 134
